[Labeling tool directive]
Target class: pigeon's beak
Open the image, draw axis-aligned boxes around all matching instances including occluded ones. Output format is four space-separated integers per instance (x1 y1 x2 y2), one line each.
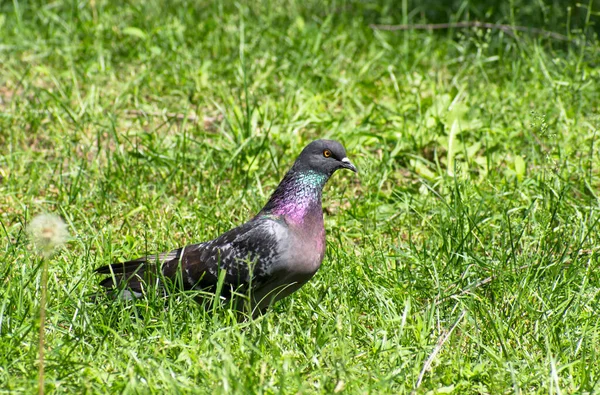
340 157 358 173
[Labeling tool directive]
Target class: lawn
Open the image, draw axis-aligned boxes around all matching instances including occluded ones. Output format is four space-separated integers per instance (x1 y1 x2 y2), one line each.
1 0 599 393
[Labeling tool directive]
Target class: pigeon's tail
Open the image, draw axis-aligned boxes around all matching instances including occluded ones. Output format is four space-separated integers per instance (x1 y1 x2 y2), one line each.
95 249 183 298
96 259 149 290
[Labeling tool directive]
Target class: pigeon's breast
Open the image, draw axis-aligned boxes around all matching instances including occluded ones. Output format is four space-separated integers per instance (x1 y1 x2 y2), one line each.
287 214 326 276
248 214 326 311
255 216 324 278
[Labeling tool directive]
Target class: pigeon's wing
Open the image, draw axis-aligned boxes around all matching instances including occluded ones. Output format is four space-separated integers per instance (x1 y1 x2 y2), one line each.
95 216 289 298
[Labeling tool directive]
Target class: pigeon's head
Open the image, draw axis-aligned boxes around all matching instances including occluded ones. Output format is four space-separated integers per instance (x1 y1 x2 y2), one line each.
293 139 357 176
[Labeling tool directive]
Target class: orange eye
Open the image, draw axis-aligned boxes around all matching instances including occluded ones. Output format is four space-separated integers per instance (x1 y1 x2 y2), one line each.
323 149 332 158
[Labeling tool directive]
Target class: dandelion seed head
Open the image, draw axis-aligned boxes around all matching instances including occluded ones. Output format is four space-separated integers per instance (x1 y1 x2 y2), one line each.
27 214 69 256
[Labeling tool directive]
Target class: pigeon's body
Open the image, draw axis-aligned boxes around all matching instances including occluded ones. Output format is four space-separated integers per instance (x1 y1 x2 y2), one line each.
96 140 356 315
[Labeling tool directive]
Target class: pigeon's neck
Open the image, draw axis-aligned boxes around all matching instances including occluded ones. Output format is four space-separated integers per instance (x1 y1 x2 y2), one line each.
259 169 329 224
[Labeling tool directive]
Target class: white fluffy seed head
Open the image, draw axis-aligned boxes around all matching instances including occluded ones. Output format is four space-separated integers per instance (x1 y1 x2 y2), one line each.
27 214 70 256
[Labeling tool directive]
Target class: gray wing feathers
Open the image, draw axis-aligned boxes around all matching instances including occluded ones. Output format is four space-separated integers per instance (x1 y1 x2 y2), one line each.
96 217 289 299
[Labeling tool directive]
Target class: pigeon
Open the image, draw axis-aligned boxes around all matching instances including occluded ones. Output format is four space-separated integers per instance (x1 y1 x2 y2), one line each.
95 139 357 316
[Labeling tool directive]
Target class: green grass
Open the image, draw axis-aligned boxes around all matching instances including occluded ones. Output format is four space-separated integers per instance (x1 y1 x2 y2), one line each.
1 0 600 393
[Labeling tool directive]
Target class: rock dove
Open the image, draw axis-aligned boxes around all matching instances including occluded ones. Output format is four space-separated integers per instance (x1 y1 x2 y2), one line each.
95 139 357 316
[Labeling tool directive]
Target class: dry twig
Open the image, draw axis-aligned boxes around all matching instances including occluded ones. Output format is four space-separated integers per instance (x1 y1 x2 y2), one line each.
412 310 466 394
370 21 573 42
124 109 224 130
125 109 200 122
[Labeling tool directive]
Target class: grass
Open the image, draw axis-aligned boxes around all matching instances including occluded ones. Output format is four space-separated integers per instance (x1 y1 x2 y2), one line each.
1 0 599 393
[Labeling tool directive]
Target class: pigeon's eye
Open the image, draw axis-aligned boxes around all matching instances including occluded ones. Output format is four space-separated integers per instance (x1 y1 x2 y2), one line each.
323 149 332 158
